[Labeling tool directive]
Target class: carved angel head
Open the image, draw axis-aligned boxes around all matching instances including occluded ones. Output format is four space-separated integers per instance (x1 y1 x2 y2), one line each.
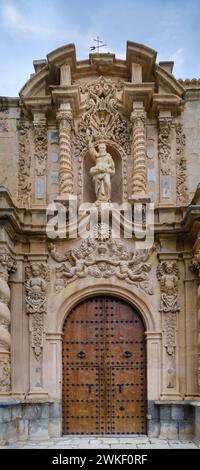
157 261 179 280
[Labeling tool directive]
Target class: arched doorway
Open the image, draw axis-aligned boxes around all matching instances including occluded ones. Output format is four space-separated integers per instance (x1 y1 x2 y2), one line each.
62 296 146 435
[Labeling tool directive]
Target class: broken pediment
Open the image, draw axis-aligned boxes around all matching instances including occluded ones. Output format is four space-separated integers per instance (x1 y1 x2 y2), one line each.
19 40 185 118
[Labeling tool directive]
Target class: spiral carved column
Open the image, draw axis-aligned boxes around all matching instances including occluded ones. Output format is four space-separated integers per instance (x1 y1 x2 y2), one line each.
57 103 73 197
0 253 16 394
130 104 148 202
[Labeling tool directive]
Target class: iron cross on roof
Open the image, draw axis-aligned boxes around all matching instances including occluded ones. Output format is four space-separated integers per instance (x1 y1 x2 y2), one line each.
90 36 107 53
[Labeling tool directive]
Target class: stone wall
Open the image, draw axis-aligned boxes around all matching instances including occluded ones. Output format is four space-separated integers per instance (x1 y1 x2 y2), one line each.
0 401 61 444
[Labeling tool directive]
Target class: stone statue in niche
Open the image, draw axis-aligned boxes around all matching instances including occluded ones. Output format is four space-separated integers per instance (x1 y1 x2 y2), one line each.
87 135 115 202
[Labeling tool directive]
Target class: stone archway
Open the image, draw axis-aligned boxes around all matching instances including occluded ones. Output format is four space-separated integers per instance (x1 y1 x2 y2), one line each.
62 294 146 435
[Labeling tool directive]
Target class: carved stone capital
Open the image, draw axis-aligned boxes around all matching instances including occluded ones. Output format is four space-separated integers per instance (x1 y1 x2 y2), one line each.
0 253 16 283
131 109 146 126
56 107 73 129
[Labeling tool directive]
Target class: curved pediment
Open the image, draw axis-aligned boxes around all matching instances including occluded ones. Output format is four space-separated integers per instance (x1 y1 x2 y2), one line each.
19 40 186 111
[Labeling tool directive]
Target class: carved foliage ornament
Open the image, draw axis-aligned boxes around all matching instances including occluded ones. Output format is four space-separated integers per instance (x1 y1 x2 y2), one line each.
49 235 154 295
176 123 188 204
18 120 32 207
34 121 47 176
25 262 48 360
158 118 172 175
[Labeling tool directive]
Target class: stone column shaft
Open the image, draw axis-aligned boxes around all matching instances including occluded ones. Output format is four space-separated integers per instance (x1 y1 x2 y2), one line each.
57 103 73 197
130 103 148 202
0 253 16 395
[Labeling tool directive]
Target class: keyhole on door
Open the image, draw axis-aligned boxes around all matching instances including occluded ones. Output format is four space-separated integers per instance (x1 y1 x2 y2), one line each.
118 384 124 394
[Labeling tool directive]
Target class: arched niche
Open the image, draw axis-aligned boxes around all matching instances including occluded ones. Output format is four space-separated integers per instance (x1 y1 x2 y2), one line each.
82 142 124 204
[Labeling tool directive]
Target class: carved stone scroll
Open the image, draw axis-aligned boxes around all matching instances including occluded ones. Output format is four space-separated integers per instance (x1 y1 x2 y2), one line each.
57 103 73 196
25 262 48 361
0 252 16 393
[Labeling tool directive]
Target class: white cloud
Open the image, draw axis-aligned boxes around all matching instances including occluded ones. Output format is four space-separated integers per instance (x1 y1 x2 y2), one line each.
1 1 56 35
170 48 184 64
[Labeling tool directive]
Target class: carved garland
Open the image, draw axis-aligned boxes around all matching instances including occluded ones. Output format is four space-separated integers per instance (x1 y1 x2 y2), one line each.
25 262 48 361
74 76 130 202
157 261 180 357
17 120 32 207
158 117 172 174
176 123 188 204
34 120 47 176
49 232 154 296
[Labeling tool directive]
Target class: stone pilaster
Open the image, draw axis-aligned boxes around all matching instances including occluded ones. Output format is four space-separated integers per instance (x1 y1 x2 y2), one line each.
157 259 181 398
25 260 49 398
0 253 16 395
129 102 148 203
56 103 73 197
192 248 200 392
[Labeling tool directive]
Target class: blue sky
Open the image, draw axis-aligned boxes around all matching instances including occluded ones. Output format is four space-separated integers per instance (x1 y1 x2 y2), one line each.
0 0 200 96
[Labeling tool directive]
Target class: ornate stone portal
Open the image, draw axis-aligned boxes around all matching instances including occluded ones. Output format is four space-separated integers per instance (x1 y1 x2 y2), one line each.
1 40 200 441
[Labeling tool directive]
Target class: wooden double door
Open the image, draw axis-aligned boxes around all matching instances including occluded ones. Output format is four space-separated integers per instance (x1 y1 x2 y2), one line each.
62 296 146 434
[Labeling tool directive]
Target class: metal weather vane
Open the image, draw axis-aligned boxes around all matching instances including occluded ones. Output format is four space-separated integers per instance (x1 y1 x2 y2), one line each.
90 36 107 53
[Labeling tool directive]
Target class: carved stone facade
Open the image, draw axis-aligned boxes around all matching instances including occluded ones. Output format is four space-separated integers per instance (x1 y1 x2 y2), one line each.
1 41 200 441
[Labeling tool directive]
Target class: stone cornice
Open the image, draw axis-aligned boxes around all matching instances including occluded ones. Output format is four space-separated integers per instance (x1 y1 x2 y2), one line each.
22 96 52 115
1 187 200 244
155 65 185 97
50 85 82 115
122 82 155 113
153 93 184 115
